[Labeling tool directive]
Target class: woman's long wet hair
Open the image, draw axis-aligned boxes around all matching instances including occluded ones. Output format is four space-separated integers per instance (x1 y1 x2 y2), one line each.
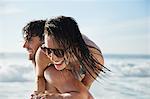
44 16 109 80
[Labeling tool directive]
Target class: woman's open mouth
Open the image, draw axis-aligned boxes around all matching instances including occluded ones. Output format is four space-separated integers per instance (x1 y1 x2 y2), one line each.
54 60 64 67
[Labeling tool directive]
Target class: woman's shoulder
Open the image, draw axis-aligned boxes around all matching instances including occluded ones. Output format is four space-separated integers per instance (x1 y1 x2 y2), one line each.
35 47 51 68
82 34 100 50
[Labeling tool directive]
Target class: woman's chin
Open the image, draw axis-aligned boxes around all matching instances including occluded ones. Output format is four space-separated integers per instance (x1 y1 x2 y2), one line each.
54 63 66 70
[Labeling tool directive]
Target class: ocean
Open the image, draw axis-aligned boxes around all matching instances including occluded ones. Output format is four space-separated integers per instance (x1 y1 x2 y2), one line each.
0 53 150 99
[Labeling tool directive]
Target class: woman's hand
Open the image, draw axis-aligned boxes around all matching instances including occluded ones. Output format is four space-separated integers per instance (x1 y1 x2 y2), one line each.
30 91 45 99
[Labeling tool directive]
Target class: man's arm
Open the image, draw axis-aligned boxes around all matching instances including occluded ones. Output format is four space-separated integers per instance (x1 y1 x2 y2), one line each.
44 66 94 99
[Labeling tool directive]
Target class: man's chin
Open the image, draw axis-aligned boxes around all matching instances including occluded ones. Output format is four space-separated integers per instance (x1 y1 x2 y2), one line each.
28 54 35 60
28 57 33 60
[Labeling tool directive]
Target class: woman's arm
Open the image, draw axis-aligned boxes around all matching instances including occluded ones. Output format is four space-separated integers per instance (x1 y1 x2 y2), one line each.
34 47 51 93
81 47 104 89
82 34 104 89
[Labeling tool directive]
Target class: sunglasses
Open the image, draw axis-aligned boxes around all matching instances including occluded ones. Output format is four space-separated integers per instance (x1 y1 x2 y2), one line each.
41 45 65 57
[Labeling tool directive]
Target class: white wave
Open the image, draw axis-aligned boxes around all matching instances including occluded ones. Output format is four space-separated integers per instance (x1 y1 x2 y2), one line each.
122 62 150 77
0 64 34 82
0 57 150 82
107 59 150 77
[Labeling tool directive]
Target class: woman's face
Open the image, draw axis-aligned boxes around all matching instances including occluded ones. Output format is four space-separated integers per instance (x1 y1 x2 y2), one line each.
44 33 69 70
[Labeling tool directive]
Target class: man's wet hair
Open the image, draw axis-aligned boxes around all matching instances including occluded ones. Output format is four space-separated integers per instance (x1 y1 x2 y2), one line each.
22 20 46 41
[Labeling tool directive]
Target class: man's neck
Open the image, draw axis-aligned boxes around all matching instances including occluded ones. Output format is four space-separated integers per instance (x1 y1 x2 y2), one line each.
31 59 36 66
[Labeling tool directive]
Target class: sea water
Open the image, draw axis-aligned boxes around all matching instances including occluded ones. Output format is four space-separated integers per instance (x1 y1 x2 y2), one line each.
0 53 150 99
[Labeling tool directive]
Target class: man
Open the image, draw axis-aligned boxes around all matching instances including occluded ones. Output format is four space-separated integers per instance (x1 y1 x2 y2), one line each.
22 19 104 98
22 20 45 64
22 20 50 98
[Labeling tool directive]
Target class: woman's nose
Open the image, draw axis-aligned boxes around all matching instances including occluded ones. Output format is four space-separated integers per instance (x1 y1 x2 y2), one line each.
50 52 58 61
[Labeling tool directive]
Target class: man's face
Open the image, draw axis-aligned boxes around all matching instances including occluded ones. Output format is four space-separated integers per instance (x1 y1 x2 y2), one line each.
23 36 41 60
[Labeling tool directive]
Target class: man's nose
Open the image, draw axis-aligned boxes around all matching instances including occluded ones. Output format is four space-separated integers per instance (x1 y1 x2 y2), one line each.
22 41 28 48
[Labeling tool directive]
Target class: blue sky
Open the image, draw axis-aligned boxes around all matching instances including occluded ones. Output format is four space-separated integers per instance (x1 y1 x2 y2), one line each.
0 0 149 55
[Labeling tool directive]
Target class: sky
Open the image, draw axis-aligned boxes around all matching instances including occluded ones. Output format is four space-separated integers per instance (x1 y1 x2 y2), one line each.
0 0 149 55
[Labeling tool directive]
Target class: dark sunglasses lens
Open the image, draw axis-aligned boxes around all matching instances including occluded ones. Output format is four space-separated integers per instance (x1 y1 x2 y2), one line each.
41 45 64 57
41 46 46 52
41 46 51 55
47 49 52 55
53 50 64 57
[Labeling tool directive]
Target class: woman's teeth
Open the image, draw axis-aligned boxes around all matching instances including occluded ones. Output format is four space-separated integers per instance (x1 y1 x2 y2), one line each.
54 60 64 65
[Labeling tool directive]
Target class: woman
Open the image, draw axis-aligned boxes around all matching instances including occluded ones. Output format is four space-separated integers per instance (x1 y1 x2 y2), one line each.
33 16 107 98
